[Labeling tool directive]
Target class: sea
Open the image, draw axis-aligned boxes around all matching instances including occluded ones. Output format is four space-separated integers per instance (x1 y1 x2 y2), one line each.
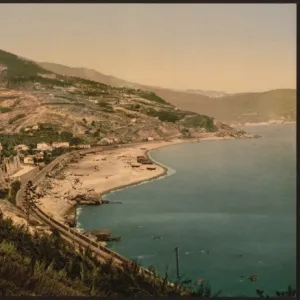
77 123 296 297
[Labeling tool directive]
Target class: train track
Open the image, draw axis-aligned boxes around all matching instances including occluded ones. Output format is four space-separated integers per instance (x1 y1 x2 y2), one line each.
17 146 155 277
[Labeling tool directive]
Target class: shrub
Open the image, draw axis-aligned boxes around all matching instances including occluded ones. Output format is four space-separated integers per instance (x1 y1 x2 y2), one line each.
8 180 21 204
0 107 12 113
8 113 25 124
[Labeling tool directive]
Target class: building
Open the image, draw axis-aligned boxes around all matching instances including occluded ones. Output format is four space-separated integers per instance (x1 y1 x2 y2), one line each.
98 138 114 146
52 142 70 149
37 142 53 151
24 156 35 164
107 136 119 143
75 144 91 149
0 65 7 72
14 144 29 152
32 125 39 130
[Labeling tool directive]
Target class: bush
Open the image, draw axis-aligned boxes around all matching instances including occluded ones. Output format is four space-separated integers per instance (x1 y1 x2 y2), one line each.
181 115 217 132
0 107 12 113
146 108 181 123
8 180 21 204
138 92 168 104
8 113 25 124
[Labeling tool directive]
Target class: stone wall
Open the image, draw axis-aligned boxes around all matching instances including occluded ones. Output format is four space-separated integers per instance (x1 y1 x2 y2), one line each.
1 155 21 176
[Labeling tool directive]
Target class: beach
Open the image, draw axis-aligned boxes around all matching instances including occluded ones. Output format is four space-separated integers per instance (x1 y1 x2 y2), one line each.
34 132 253 224
35 139 186 223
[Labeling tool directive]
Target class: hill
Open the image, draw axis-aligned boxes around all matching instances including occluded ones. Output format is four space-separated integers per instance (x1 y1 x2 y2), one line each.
38 62 296 124
0 49 247 152
0 206 212 296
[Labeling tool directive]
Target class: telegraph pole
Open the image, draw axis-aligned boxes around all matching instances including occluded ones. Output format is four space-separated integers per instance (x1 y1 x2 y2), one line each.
174 247 180 280
25 181 33 231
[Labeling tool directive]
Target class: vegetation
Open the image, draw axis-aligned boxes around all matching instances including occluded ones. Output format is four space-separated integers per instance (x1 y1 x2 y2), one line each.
0 212 296 297
0 140 17 158
180 115 217 132
138 91 168 104
0 213 213 296
8 180 21 205
0 107 12 113
146 108 182 122
8 113 26 124
0 124 85 152
0 49 51 79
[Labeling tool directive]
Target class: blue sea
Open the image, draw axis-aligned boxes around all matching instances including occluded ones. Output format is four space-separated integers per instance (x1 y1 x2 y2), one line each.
77 124 296 297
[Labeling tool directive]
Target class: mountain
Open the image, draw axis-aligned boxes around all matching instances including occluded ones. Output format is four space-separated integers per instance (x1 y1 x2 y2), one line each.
0 49 248 151
39 62 144 89
38 62 296 124
183 89 230 98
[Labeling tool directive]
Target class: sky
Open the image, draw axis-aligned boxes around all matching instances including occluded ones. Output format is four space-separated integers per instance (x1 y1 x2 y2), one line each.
0 4 296 93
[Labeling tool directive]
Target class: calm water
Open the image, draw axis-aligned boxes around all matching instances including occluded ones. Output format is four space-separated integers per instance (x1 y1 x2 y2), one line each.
78 124 296 297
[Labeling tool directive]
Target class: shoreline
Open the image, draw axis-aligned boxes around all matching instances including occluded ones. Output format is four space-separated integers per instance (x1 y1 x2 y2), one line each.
34 134 257 228
231 121 296 127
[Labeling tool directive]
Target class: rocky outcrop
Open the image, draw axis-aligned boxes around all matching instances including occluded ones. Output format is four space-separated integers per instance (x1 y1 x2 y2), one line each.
68 189 101 205
0 155 22 199
1 155 21 176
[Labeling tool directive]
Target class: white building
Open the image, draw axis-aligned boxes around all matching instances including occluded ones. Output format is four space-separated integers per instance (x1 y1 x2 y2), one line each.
76 144 91 149
52 142 70 149
24 156 34 164
14 144 29 152
37 142 53 151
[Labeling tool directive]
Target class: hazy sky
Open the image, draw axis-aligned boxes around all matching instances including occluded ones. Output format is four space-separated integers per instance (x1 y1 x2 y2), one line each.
0 4 296 92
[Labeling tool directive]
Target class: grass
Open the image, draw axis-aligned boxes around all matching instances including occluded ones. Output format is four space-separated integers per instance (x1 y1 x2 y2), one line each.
0 107 12 113
138 92 168 104
8 113 26 124
181 114 217 132
0 213 212 297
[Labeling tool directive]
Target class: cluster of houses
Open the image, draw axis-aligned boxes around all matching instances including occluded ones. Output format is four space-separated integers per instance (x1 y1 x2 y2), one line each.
13 141 91 165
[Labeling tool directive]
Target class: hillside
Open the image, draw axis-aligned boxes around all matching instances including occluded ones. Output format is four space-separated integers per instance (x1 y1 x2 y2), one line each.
0 206 213 296
38 62 296 124
0 49 247 150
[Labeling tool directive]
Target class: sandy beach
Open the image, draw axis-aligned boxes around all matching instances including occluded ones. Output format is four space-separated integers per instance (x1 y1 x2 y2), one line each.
34 133 254 224
36 139 187 223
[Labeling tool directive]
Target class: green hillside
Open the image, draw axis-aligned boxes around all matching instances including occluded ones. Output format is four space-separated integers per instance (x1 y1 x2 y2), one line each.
0 49 52 79
38 62 296 124
0 211 211 297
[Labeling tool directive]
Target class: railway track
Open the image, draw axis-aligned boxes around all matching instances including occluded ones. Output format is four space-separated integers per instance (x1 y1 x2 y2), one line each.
16 146 155 277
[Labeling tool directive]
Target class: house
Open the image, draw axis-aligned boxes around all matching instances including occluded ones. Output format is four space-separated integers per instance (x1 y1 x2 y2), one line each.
147 137 154 141
76 144 91 149
52 142 70 149
37 142 53 151
107 136 119 143
24 156 35 165
0 65 7 72
98 138 114 146
14 144 29 152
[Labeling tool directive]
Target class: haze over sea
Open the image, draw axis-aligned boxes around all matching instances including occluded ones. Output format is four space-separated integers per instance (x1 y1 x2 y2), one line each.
78 124 296 297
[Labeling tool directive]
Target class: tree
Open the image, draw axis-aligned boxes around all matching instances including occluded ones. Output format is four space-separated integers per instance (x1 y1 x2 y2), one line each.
70 137 82 146
60 131 73 141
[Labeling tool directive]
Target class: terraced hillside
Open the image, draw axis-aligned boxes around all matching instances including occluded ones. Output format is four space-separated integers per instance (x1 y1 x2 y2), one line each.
39 61 296 124
0 49 245 148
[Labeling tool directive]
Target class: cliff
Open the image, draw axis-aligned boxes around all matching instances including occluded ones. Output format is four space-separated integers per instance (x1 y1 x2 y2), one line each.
0 155 21 198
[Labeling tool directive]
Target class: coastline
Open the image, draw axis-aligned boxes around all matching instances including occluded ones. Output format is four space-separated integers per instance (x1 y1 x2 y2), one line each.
34 134 255 227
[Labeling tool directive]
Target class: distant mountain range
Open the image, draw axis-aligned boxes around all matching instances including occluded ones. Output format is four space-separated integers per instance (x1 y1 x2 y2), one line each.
181 89 230 98
38 62 296 124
